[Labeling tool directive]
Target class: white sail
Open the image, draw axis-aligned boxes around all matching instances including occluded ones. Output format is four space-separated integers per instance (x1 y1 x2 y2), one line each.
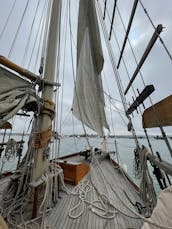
72 0 109 136
0 67 39 127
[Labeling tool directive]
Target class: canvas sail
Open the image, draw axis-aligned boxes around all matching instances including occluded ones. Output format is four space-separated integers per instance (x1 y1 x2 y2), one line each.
0 67 39 127
72 0 109 136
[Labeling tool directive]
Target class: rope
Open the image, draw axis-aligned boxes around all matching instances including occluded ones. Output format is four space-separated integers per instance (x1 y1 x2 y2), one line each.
68 180 117 219
96 1 140 149
68 180 91 219
56 0 69 158
138 0 172 62
16 165 62 228
68 0 91 149
27 1 47 69
0 0 17 41
100 0 156 156
1 120 38 227
102 71 124 162
60 110 73 129
71 114 79 152
115 2 172 157
4 138 17 161
8 0 30 58
100 0 172 159
33 127 52 149
22 0 41 66
92 153 172 229
33 10 46 74
139 147 157 209
90 164 139 220
0 130 6 173
103 90 127 105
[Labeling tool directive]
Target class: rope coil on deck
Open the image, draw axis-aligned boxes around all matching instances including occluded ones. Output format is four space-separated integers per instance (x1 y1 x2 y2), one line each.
68 180 117 219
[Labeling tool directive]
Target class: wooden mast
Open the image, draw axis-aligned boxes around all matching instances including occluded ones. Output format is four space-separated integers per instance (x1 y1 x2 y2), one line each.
31 0 61 181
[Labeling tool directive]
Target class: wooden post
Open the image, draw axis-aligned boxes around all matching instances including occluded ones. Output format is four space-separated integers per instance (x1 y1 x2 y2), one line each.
58 175 61 199
32 187 38 219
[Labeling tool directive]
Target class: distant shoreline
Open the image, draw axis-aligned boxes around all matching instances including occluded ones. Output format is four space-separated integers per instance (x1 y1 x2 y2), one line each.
66 135 172 139
0 133 171 139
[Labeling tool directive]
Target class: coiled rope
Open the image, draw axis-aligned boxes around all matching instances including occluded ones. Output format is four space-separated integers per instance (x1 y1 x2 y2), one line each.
92 153 172 229
68 180 117 219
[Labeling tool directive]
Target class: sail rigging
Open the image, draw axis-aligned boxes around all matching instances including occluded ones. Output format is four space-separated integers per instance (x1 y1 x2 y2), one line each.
72 0 109 136
0 66 39 127
0 0 172 228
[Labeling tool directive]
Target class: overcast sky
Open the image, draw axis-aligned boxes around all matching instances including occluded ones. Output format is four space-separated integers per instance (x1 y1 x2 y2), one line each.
0 0 172 137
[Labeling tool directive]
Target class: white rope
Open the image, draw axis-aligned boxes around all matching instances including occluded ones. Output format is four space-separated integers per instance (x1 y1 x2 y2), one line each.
27 0 47 69
68 181 90 219
0 0 17 41
49 163 117 220
139 148 157 210
68 180 117 219
39 165 64 228
138 0 172 62
93 153 172 229
8 0 30 58
1 123 37 227
22 0 41 66
96 1 140 149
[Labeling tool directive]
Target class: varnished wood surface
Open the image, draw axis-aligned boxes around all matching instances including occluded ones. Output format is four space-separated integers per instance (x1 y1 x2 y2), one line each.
58 161 90 185
143 94 172 128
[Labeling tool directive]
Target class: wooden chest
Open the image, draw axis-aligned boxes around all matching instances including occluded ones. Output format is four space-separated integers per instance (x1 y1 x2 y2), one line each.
58 160 90 185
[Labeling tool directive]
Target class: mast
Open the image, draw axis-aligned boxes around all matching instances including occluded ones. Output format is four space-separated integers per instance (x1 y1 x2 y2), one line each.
31 0 61 181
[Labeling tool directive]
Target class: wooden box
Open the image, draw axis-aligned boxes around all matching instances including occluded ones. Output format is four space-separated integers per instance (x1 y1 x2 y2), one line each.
58 161 90 185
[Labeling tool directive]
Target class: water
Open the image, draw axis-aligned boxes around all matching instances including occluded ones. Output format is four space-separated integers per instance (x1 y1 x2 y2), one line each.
0 134 172 195
0 134 29 172
57 136 172 194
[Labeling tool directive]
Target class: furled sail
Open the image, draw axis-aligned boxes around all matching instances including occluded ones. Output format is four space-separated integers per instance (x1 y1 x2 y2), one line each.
72 0 109 136
0 66 39 127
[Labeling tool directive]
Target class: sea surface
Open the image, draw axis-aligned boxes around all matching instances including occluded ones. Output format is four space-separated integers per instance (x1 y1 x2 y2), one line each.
0 134 172 195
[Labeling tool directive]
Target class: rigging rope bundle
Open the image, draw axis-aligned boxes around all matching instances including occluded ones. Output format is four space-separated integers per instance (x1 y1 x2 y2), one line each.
133 146 142 179
4 138 17 161
139 147 157 212
92 151 172 229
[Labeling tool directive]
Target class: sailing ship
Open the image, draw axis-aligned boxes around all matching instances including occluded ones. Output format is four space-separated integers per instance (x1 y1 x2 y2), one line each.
0 0 172 228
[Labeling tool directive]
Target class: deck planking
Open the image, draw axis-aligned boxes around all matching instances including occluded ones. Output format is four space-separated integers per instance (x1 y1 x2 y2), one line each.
44 154 144 229
0 154 145 228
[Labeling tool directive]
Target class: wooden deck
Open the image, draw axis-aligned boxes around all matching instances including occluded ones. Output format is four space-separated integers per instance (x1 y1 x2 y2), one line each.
44 154 144 229
0 153 145 228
